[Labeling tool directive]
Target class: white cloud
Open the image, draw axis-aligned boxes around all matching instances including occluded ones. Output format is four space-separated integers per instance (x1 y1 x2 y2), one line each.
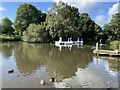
68 2 98 13
107 3 118 21
52 0 119 26
53 0 99 13
42 11 47 13
95 15 106 26
0 7 5 11
95 2 118 26
47 7 51 11
52 0 120 2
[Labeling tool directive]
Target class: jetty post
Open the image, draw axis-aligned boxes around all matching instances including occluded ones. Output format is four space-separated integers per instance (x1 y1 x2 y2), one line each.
96 42 99 51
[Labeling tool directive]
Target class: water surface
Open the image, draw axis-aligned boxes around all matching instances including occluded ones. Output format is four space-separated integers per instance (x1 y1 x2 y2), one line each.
0 42 119 88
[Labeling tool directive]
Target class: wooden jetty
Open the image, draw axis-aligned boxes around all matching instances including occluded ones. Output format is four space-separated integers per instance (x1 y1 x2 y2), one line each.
93 42 120 57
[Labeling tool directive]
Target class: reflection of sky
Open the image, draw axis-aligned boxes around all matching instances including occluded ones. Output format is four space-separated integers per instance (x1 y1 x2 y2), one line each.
0 53 2 89
87 57 118 87
54 57 119 88
88 57 118 77
0 54 3 67
1 43 119 88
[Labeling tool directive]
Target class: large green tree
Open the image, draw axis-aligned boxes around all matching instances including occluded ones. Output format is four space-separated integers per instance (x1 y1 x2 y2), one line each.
1 17 14 35
46 2 101 42
104 13 120 41
79 13 102 43
46 2 80 41
14 4 46 35
0 24 2 34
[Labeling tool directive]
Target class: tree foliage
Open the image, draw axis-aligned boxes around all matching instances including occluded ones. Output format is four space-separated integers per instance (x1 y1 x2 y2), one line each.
0 24 2 34
46 2 101 42
1 17 14 35
79 13 102 42
46 2 80 41
14 4 46 35
1 2 104 43
22 23 50 42
103 13 120 41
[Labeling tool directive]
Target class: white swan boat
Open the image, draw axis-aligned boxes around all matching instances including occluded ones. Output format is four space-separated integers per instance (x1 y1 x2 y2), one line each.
55 37 83 46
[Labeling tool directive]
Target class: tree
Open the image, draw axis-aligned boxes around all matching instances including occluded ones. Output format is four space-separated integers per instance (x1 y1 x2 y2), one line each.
46 2 101 43
0 24 2 34
46 2 80 41
78 13 102 43
14 4 46 35
1 17 14 35
22 23 50 42
103 13 120 41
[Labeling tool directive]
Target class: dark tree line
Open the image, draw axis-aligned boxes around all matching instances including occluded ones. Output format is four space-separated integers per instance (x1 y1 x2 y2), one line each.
0 2 119 43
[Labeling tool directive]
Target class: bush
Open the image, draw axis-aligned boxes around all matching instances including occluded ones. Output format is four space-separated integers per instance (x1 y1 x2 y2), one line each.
0 35 21 41
22 24 51 43
110 40 120 50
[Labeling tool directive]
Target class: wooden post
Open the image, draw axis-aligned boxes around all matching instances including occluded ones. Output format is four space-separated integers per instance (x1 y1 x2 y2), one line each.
96 42 99 51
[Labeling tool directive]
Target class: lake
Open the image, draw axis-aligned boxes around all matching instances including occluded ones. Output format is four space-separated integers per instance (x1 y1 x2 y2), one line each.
0 42 120 88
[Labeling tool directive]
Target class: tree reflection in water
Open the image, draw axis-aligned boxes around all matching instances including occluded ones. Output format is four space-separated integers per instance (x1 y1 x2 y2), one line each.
13 42 93 78
0 42 14 59
0 42 119 88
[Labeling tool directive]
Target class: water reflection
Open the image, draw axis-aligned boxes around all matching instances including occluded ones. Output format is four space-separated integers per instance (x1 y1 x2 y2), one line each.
13 42 93 78
14 42 46 75
54 57 119 88
55 44 73 51
94 56 120 72
0 42 119 88
0 42 14 59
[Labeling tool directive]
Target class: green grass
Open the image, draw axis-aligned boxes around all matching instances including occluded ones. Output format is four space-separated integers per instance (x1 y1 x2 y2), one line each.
0 34 21 41
110 40 120 50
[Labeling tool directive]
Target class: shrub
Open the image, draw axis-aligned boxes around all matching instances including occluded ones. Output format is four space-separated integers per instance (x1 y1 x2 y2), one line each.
110 40 120 50
22 24 50 43
0 35 21 41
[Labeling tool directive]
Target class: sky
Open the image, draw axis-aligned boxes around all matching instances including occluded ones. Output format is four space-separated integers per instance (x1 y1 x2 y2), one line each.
0 0 119 27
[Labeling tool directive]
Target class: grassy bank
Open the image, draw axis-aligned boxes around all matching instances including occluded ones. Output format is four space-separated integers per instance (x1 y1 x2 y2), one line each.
0 35 21 41
110 40 120 50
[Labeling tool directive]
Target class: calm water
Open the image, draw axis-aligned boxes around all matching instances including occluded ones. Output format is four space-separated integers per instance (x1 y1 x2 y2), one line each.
0 42 120 88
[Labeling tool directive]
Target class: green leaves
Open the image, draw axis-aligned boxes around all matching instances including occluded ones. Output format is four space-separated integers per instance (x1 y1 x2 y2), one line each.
45 2 102 42
22 23 50 43
1 17 14 35
1 2 103 43
46 2 81 41
104 13 120 41
14 4 46 36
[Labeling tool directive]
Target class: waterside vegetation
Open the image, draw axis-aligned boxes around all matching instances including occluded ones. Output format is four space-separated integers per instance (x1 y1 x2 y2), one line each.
0 2 119 46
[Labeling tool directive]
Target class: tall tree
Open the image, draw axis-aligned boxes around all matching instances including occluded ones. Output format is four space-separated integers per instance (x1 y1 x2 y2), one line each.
1 17 14 35
104 13 120 41
0 23 2 34
46 2 101 42
79 13 101 43
14 4 46 35
46 2 80 41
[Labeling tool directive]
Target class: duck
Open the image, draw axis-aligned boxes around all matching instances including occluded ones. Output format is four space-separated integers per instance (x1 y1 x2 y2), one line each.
50 78 55 82
107 87 111 90
8 69 14 74
40 80 45 85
